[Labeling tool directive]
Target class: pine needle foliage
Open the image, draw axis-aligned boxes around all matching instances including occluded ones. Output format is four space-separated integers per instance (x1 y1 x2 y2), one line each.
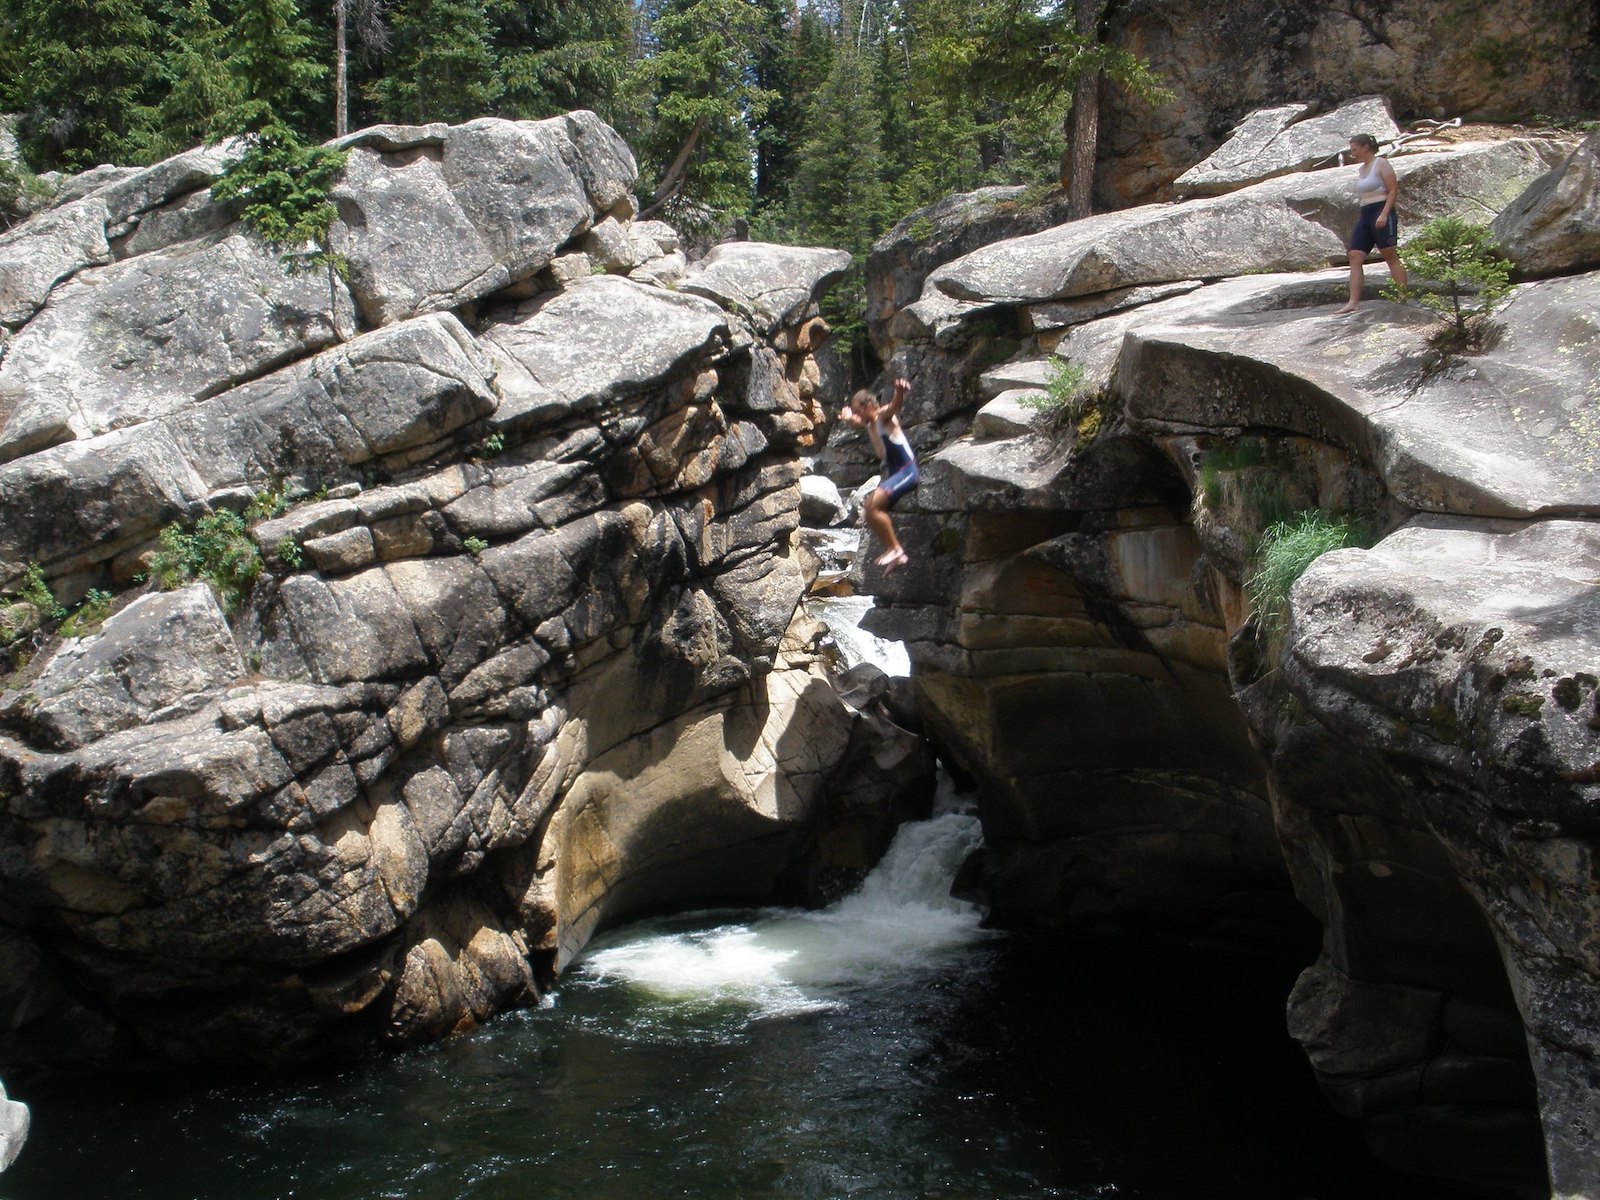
1392 216 1514 348
211 126 348 273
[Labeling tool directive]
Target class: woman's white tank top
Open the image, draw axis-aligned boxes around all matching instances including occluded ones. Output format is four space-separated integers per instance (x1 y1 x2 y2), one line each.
1356 158 1388 199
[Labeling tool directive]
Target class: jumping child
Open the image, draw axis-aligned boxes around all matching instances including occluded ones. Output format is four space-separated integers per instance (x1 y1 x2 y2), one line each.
840 377 917 573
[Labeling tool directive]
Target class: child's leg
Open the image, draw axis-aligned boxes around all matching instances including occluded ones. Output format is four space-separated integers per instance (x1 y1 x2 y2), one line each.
865 488 901 560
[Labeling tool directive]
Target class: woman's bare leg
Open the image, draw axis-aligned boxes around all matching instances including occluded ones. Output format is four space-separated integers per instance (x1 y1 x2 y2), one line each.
1380 245 1407 290
1337 250 1368 314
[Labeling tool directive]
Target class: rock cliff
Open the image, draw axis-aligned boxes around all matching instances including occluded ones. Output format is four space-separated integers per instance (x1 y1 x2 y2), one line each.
856 121 1598 1198
1095 0 1599 208
0 113 931 1071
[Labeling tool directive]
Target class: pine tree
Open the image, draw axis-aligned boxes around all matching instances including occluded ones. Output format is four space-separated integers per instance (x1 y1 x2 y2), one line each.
496 0 633 120
781 26 894 361
10 0 160 170
208 0 346 288
145 0 240 157
367 0 503 125
215 0 329 138
630 0 776 223
789 36 888 252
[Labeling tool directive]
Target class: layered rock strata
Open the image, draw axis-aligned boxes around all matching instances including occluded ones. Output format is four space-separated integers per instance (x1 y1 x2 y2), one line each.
0 114 931 1070
1096 0 1599 207
854 129 1596 1197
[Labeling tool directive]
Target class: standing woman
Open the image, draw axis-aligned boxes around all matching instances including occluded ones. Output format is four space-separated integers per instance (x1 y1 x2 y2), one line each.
1337 133 1408 314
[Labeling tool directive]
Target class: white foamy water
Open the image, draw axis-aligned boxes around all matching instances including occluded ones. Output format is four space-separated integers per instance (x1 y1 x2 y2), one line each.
575 807 988 1016
805 594 911 677
576 561 955 1015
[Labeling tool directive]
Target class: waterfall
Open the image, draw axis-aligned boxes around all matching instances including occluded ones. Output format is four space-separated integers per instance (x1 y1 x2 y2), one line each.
573 789 987 1019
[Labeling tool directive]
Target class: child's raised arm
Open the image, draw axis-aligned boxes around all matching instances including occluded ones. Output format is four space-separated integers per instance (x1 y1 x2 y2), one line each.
884 377 911 419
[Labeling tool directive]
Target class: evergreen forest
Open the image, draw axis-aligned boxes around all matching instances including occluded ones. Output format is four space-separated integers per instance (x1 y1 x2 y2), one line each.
0 0 1166 350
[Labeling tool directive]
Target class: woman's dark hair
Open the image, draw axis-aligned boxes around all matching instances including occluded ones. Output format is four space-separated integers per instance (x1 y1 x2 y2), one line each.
1349 133 1380 152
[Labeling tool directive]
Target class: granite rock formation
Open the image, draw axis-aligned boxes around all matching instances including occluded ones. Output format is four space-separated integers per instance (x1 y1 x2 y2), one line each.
1095 0 1599 208
0 113 930 1071
854 122 1595 1198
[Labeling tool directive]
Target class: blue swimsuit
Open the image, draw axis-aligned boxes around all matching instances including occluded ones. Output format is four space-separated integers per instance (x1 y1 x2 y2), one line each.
876 416 919 504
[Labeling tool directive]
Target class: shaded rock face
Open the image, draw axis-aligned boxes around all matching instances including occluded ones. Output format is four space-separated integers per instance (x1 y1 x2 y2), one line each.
1097 0 1599 207
0 114 930 1070
1494 127 1600 277
860 130 1595 1197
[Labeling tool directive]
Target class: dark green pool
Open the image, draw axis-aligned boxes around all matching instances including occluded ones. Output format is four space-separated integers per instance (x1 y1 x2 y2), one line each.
1 806 1459 1200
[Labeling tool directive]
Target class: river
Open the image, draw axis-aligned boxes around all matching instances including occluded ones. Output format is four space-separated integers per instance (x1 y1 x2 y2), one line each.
0 596 1455 1200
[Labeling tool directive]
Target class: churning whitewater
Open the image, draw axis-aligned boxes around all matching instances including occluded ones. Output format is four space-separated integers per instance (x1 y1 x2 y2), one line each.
573 804 989 1019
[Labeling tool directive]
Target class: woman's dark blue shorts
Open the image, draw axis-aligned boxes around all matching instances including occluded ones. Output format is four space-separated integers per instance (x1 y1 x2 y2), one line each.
1351 202 1398 254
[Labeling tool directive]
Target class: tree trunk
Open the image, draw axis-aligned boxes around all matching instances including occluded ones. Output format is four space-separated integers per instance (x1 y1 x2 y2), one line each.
335 0 349 137
1061 0 1106 219
639 116 705 219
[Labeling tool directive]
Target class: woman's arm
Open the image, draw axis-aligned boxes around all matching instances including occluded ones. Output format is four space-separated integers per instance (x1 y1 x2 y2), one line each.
1378 159 1399 221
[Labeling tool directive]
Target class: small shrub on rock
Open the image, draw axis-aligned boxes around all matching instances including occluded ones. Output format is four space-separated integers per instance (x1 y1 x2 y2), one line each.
14 564 67 624
1247 510 1375 648
1021 359 1103 442
1391 216 1513 350
58 589 113 639
149 511 263 614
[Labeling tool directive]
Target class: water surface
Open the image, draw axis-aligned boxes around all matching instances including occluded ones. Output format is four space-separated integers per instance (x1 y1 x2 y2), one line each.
4 805 1450 1200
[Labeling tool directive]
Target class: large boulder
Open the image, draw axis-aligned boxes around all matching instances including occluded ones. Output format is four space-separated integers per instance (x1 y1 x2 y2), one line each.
0 312 498 584
0 585 245 750
481 275 730 427
0 113 922 1074
1175 96 1401 196
1118 271 1600 519
0 198 113 327
1281 517 1600 1197
859 130 1599 1197
1493 128 1600 277
0 232 353 464
681 242 853 336
331 113 637 327
865 185 1080 358
1095 0 1598 207
926 139 1565 311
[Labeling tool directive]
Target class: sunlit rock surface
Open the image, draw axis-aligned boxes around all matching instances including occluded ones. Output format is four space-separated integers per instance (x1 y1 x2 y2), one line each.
1095 0 1598 207
0 114 930 1070
856 121 1597 1198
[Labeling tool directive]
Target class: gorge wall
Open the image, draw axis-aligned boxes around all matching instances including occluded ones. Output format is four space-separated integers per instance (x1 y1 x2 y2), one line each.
852 118 1600 1199
0 114 930 1071
1094 0 1600 208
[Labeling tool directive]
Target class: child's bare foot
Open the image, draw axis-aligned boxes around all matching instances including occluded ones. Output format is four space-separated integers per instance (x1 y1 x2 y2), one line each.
874 546 902 566
1335 302 1359 315
881 549 909 574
